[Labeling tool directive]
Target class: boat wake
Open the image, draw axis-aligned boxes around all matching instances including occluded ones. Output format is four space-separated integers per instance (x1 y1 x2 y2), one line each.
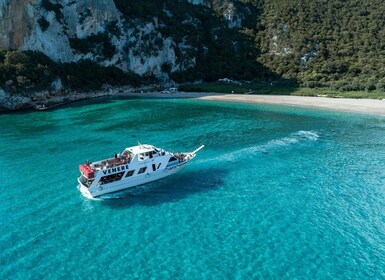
195 130 319 164
78 184 154 200
267 130 319 146
78 185 101 200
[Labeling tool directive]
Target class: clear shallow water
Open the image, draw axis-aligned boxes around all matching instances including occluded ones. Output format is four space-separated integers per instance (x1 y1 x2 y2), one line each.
1 97 385 279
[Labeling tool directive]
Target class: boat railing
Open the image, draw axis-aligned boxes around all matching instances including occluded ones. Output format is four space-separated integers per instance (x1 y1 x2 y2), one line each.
92 157 132 170
79 174 93 188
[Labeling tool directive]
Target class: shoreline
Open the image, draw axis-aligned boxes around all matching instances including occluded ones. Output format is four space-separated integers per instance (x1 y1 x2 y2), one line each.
2 90 385 116
123 92 385 116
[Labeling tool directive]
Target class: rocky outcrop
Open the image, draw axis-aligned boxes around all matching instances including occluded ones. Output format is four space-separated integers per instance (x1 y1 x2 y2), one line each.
0 84 161 112
0 0 122 63
187 0 205 5
0 0 199 79
0 88 31 110
0 0 252 81
0 0 36 49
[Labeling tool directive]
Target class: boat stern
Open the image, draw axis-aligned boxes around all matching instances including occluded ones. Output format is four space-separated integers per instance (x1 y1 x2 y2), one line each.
78 183 95 199
77 174 96 199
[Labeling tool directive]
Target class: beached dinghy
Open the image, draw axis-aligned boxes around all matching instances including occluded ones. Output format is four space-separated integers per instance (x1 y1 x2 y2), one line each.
78 144 204 198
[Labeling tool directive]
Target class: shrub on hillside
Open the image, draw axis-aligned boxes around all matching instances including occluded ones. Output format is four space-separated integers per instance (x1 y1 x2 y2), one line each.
0 50 142 93
38 17 50 32
41 0 63 23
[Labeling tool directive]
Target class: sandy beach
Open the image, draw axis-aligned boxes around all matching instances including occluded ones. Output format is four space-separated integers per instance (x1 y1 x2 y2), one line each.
4 89 384 116
126 92 385 116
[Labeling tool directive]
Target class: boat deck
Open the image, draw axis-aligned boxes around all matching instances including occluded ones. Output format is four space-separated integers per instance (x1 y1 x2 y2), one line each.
92 157 131 171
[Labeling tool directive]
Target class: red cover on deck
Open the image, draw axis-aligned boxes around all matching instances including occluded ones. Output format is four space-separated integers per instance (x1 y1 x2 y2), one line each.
79 164 94 179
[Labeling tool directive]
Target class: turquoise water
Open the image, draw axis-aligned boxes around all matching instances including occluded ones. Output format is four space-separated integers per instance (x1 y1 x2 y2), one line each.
1 97 385 279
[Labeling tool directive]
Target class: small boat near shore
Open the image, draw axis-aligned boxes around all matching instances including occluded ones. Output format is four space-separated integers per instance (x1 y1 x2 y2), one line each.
35 104 49 110
78 143 204 198
34 102 67 111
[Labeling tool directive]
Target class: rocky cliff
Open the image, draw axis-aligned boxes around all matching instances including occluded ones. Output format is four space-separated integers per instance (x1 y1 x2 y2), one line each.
0 0 254 82
3 0 384 107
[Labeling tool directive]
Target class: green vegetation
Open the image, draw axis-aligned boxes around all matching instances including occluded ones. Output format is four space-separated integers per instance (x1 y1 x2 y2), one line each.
106 20 121 38
2 0 385 97
0 50 143 93
69 33 116 59
180 82 385 99
58 61 141 91
114 0 385 94
180 80 300 95
37 17 50 32
41 0 63 23
0 50 56 92
256 0 385 92
114 0 271 82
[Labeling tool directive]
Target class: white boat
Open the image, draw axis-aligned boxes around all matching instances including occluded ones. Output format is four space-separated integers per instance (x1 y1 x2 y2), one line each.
78 144 204 198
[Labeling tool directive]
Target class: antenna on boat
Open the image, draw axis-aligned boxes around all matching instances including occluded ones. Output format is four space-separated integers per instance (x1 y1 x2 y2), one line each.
137 140 143 148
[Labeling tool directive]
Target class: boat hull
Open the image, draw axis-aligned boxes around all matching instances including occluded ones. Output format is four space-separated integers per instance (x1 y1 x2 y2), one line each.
78 162 187 198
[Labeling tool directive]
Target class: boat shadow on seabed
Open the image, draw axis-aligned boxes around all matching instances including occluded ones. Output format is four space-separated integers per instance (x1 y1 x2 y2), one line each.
96 168 228 208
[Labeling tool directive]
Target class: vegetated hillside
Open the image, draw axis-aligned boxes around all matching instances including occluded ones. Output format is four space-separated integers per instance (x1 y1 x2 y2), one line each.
0 0 272 93
0 0 384 94
113 0 270 82
255 0 385 91
0 50 141 93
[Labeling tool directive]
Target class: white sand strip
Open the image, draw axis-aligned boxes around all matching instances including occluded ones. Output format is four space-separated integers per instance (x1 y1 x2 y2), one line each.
126 92 385 116
197 94 385 116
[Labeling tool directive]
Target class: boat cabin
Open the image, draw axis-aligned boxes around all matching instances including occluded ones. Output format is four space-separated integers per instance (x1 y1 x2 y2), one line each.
81 145 167 176
78 144 171 188
124 144 165 161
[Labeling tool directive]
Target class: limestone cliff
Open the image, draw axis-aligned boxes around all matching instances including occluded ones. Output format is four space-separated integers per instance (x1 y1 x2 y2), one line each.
0 0 253 81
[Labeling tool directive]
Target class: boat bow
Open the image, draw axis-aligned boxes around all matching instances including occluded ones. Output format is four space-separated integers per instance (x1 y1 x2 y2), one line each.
183 145 205 161
191 145 205 156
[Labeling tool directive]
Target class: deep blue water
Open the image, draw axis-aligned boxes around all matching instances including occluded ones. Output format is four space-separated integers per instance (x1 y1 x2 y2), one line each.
1 97 385 279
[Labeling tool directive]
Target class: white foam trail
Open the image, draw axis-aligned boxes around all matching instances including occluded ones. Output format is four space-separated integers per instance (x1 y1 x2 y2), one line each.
79 183 155 200
294 130 319 141
78 185 102 200
195 130 319 164
267 130 319 147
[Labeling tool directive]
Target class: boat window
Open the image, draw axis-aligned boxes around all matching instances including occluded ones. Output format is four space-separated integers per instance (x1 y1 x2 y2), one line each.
125 170 135 177
138 167 147 174
157 163 161 169
152 164 156 171
98 171 125 185
168 157 177 163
